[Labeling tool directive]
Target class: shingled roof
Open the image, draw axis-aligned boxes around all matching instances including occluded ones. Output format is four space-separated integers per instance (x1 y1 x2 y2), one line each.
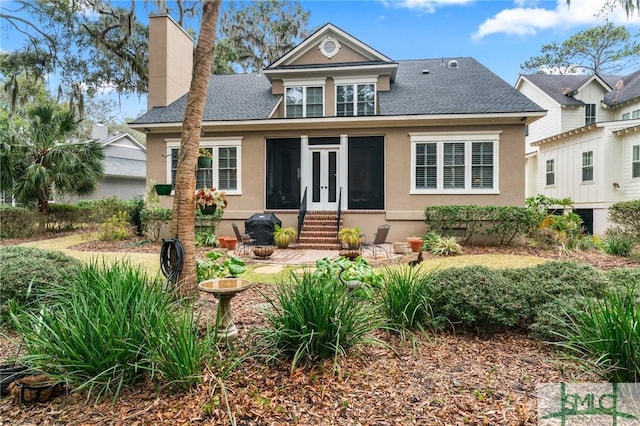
131 57 544 125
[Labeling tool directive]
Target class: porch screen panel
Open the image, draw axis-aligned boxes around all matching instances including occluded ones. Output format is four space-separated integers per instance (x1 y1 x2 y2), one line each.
266 138 301 209
348 136 384 210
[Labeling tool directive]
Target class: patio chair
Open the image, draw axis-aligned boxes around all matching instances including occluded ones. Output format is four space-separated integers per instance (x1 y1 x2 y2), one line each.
362 224 390 258
232 223 256 255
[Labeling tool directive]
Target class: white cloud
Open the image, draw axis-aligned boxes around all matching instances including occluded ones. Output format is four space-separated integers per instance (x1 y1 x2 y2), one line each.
379 0 474 14
473 0 639 40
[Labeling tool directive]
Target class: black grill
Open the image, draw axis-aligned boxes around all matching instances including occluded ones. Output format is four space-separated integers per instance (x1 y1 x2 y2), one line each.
245 213 281 245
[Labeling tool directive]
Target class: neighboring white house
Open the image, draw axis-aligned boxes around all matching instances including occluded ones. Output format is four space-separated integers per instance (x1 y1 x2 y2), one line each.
81 125 147 201
516 71 640 235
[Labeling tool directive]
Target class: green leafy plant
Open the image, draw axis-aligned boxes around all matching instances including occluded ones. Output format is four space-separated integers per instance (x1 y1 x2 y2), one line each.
0 205 38 238
98 211 134 241
422 231 441 251
195 227 218 247
603 228 636 257
196 251 246 281
273 224 297 248
379 266 439 333
0 246 81 328
609 199 640 239
338 227 361 248
312 256 382 298
430 236 463 256
198 147 214 159
259 272 382 372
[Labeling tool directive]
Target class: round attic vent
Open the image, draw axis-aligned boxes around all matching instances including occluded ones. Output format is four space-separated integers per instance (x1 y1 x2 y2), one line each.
319 36 341 59
447 60 459 68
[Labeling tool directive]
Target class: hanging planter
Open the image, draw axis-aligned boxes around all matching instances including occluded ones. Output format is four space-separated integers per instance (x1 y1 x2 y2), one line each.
154 184 173 196
197 156 212 168
200 205 217 215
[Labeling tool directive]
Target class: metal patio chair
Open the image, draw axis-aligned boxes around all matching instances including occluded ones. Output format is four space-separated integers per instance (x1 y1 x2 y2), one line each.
232 223 256 255
362 224 390 258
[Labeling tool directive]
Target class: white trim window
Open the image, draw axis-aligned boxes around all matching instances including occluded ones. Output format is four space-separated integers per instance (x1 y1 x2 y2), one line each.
411 132 500 194
336 83 376 116
285 86 324 118
585 104 596 125
633 145 640 179
166 138 242 194
581 150 594 182
545 159 555 186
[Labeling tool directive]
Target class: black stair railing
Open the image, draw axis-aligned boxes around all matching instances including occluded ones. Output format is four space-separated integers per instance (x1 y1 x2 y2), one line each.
297 187 308 242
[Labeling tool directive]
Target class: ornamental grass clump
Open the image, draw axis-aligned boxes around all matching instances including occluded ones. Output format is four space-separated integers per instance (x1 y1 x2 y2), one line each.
259 272 382 372
379 266 440 333
11 261 217 399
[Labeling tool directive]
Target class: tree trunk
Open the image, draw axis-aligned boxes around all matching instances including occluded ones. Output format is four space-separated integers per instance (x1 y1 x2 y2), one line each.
171 0 221 299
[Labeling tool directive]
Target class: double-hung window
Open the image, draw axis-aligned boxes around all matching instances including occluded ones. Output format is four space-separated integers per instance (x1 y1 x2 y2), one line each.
335 80 376 116
582 151 594 182
167 138 242 194
585 104 596 125
285 85 323 118
411 132 500 194
633 145 640 179
546 159 555 186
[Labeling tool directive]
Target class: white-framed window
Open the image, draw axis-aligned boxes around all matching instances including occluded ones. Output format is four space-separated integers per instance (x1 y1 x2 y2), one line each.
622 112 631 120
633 145 640 179
410 132 500 194
166 138 242 194
582 151 593 182
633 109 640 119
546 159 555 186
336 83 376 116
585 104 596 125
285 85 324 118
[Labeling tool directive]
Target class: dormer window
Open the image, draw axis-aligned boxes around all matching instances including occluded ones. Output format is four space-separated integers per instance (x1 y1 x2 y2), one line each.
336 82 376 116
285 85 324 118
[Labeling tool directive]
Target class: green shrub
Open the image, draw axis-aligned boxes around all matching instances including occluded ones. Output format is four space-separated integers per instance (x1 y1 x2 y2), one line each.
483 206 538 245
259 272 382 372
0 205 38 238
12 261 218 399
0 246 81 328
379 266 439 332
603 228 636 257
97 211 134 241
140 208 172 241
528 296 597 342
557 284 640 382
428 266 529 333
609 199 640 239
46 203 86 230
422 231 441 251
77 196 134 224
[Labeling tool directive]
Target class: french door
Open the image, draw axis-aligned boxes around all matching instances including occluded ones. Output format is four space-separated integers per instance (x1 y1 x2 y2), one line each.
309 147 339 210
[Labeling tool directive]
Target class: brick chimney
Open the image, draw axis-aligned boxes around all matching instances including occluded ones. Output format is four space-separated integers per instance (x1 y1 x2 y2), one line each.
148 14 194 109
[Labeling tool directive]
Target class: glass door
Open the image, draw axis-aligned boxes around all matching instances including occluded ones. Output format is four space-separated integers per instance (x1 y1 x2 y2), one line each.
310 148 339 210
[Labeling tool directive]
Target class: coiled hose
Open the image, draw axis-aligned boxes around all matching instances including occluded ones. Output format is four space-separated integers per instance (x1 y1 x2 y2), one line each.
160 238 185 290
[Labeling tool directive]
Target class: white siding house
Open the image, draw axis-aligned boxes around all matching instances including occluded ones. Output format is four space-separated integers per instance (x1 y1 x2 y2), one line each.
517 71 640 235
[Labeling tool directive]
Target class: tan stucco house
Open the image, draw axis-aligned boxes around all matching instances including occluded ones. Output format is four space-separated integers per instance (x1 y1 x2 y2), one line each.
129 15 545 246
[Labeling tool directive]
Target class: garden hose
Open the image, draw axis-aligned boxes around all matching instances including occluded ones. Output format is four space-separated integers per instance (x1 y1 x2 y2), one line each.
160 237 185 290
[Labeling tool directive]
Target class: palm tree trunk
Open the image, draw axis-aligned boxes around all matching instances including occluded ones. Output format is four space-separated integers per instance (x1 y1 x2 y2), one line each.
171 0 221 298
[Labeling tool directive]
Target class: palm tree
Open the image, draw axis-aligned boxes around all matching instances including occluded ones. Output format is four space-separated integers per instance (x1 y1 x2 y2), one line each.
9 104 104 213
171 0 222 298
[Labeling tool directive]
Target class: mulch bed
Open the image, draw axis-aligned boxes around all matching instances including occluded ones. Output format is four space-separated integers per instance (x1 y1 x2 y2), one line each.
1 231 636 424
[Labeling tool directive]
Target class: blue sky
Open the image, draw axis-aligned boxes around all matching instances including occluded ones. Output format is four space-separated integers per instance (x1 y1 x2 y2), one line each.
1 0 638 121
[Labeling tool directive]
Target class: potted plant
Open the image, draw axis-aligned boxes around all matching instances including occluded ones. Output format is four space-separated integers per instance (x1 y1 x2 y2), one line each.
154 183 173 196
194 187 227 215
197 147 213 168
273 224 297 249
338 227 362 249
407 236 423 253
196 251 246 281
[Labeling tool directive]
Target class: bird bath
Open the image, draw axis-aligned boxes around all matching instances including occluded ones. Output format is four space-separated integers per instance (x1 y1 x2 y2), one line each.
198 278 253 340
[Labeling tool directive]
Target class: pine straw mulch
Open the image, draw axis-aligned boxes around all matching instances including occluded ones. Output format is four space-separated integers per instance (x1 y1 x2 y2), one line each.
1 231 636 425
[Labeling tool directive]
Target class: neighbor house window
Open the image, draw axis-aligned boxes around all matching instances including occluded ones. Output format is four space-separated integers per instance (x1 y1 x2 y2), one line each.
582 151 593 182
411 132 500 193
285 86 323 118
633 109 640 119
167 138 242 194
622 112 631 120
546 159 555 186
633 145 640 178
585 104 596 125
336 83 375 116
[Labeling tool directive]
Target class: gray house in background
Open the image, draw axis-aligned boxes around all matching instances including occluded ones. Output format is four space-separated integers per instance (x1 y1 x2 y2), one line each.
82 125 147 200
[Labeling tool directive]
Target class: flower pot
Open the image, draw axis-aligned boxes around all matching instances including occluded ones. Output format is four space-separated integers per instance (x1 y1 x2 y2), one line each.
226 237 238 250
200 205 217 215
217 236 228 249
197 156 212 168
408 238 423 253
154 184 173 196
252 245 275 258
